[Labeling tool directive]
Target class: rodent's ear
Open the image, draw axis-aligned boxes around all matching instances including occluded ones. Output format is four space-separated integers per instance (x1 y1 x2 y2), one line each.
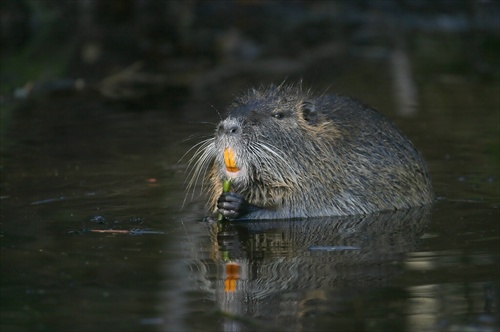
301 101 317 125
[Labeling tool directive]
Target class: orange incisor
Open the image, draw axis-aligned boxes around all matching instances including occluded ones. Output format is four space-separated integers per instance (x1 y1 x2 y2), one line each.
223 147 239 172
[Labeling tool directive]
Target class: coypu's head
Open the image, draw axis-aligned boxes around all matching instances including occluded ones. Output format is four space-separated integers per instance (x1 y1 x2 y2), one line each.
217 86 312 178
194 84 339 210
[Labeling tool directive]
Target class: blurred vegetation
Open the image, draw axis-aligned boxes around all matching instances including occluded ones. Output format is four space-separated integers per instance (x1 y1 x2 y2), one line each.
1 0 498 101
1 1 76 95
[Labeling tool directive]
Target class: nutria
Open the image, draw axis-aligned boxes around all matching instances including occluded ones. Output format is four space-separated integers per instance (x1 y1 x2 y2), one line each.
190 83 433 220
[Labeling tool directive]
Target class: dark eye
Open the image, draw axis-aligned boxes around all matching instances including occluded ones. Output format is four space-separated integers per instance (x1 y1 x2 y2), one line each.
273 112 284 119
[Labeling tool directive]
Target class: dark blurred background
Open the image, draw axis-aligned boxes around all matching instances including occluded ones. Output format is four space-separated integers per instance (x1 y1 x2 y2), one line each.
1 0 498 108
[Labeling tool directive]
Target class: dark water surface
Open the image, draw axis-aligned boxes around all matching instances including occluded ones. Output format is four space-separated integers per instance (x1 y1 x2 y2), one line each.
1 65 499 332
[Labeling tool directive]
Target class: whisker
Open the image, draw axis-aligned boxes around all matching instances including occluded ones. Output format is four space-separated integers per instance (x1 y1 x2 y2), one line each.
178 137 214 164
181 132 212 144
206 102 223 120
184 140 214 187
254 141 299 182
186 120 218 126
182 138 216 207
199 121 218 126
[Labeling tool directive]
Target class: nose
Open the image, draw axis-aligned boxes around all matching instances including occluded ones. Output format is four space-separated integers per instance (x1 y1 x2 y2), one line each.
218 118 241 135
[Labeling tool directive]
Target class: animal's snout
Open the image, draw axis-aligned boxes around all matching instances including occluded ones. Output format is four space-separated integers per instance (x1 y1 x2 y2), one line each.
218 118 241 136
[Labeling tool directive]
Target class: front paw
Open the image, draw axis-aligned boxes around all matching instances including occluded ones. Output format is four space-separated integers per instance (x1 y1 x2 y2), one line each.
217 192 246 220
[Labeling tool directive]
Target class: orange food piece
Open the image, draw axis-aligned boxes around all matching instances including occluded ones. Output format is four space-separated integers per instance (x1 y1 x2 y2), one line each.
223 147 239 172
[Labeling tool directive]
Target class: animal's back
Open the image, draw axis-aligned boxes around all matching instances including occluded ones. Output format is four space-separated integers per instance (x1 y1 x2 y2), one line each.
196 84 433 220
306 94 433 215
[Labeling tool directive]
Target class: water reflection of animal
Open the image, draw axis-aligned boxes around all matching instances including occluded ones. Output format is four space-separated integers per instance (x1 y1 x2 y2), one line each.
189 206 431 331
190 83 433 220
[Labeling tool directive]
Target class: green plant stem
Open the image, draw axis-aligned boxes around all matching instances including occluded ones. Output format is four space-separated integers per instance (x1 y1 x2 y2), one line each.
218 179 231 221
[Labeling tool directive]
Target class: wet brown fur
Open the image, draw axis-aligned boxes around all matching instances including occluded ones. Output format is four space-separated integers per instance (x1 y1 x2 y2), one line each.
196 83 433 219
